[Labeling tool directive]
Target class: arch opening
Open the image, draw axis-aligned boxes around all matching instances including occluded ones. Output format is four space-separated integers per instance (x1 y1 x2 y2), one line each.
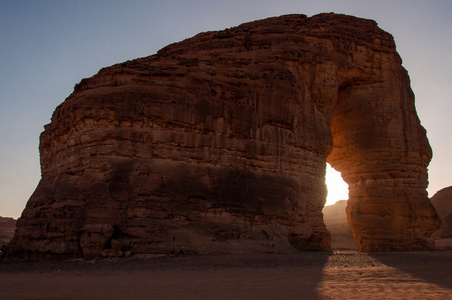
323 163 357 250
325 163 348 207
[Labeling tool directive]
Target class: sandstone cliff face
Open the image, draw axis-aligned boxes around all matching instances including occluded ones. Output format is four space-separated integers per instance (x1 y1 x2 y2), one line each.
430 187 452 238
5 13 439 259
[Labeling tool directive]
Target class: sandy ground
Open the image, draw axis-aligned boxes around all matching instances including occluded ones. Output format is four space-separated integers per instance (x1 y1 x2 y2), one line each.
1 250 452 300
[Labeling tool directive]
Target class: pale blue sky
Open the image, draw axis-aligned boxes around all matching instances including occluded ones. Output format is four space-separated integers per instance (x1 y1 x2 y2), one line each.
1 0 451 217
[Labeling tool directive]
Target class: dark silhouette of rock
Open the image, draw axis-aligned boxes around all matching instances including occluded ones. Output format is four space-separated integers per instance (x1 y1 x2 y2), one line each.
4 13 439 259
323 200 357 249
0 217 16 248
430 187 452 238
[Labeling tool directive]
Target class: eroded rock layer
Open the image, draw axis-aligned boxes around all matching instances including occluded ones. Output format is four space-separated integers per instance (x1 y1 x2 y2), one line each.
5 13 439 259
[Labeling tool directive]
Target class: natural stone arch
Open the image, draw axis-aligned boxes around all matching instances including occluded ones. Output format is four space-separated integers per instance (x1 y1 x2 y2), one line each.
327 69 438 251
4 13 440 259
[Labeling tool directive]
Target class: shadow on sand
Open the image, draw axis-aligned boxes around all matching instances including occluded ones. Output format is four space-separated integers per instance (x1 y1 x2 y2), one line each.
370 251 452 290
0 252 331 300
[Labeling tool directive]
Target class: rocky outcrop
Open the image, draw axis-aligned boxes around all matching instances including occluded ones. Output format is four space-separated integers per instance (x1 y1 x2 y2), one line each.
323 201 357 249
0 217 16 248
5 13 439 259
430 187 452 238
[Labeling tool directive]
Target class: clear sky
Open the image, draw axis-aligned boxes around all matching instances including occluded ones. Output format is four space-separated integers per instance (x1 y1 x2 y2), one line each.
1 0 451 218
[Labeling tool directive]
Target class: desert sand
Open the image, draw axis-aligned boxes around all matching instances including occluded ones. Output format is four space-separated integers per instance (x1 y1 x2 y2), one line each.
1 250 452 299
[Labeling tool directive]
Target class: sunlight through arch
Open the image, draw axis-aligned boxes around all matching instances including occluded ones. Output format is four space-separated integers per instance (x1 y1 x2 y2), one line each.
325 163 349 206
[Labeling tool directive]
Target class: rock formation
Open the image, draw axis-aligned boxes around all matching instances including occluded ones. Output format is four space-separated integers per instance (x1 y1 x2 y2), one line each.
0 217 16 248
323 200 357 249
4 13 439 259
430 187 452 238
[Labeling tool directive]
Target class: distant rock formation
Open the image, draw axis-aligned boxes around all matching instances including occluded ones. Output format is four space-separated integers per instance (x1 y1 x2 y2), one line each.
0 217 16 248
5 13 439 259
323 201 357 249
430 187 452 238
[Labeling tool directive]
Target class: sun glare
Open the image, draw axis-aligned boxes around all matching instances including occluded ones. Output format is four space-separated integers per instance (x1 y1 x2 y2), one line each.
325 163 349 206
